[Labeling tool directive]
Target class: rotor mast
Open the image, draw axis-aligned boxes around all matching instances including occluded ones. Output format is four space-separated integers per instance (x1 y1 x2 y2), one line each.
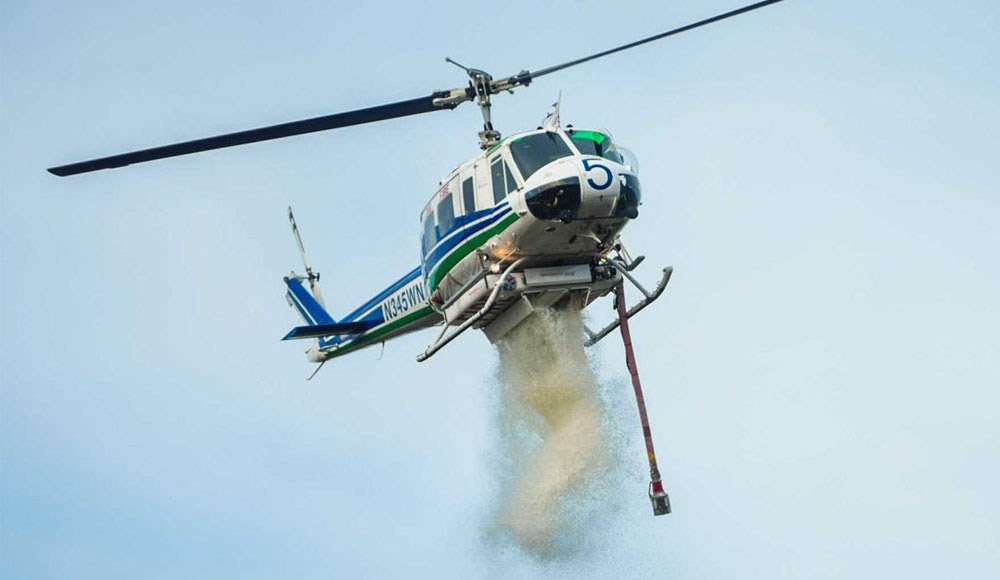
439 58 533 149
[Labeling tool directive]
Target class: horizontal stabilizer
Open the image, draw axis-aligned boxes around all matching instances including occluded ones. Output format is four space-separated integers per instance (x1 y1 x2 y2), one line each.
282 321 374 341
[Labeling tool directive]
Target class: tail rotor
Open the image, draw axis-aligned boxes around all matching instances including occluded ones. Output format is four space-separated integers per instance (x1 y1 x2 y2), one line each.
288 206 325 307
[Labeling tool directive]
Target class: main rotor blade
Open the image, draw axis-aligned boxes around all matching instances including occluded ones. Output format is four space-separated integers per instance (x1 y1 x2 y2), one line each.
48 93 459 177
528 0 788 80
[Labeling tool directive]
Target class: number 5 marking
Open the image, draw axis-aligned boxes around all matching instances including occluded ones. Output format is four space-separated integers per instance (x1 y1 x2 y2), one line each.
582 158 613 190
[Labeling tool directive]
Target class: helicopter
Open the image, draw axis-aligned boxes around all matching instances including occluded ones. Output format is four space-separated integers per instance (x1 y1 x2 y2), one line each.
48 0 790 515
49 0 788 367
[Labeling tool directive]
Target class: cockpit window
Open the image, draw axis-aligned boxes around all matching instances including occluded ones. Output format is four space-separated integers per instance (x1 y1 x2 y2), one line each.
504 162 517 194
422 212 435 254
568 130 624 164
509 132 573 180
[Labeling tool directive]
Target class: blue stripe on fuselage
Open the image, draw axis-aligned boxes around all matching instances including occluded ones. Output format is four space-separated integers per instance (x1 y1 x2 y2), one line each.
339 267 422 323
317 267 423 349
423 203 512 275
311 201 514 351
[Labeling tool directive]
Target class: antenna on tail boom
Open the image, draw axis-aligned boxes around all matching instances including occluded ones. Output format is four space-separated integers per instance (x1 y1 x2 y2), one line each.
288 206 325 307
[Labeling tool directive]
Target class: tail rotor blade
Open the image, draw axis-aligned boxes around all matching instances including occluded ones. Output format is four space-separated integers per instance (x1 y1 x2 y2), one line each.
288 206 325 307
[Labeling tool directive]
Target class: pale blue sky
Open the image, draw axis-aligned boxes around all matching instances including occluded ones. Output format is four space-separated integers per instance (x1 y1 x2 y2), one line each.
2 0 998 578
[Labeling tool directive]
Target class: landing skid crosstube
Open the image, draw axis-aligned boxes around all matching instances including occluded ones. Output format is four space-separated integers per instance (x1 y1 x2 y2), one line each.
415 254 672 359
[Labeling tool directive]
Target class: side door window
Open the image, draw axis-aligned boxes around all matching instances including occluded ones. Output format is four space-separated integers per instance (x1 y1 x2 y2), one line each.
462 176 476 215
422 209 436 255
490 157 506 204
437 192 456 238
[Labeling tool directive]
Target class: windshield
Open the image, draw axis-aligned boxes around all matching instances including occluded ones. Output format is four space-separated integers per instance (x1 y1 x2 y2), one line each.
509 132 573 181
568 130 624 164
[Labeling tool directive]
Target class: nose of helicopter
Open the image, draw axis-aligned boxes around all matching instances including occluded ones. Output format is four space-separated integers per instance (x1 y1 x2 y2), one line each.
519 156 639 222
576 157 622 219
576 157 642 220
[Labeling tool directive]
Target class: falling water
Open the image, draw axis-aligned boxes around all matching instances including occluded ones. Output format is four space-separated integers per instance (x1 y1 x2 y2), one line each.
491 304 622 557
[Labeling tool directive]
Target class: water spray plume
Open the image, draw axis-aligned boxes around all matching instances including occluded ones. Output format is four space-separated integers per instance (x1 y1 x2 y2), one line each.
492 305 611 556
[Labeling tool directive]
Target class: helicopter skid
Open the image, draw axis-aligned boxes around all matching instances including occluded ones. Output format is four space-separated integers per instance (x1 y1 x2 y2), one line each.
471 263 610 316
417 259 617 361
417 258 670 361
583 264 673 347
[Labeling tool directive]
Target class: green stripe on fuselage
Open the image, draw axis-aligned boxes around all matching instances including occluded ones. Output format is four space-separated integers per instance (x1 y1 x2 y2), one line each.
486 137 508 155
322 305 437 360
427 212 519 292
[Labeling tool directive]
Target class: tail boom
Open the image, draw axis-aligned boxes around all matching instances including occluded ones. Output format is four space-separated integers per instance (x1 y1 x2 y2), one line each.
283 267 442 363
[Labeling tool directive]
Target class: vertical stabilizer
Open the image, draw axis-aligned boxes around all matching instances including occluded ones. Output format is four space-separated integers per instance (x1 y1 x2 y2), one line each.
285 276 335 326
